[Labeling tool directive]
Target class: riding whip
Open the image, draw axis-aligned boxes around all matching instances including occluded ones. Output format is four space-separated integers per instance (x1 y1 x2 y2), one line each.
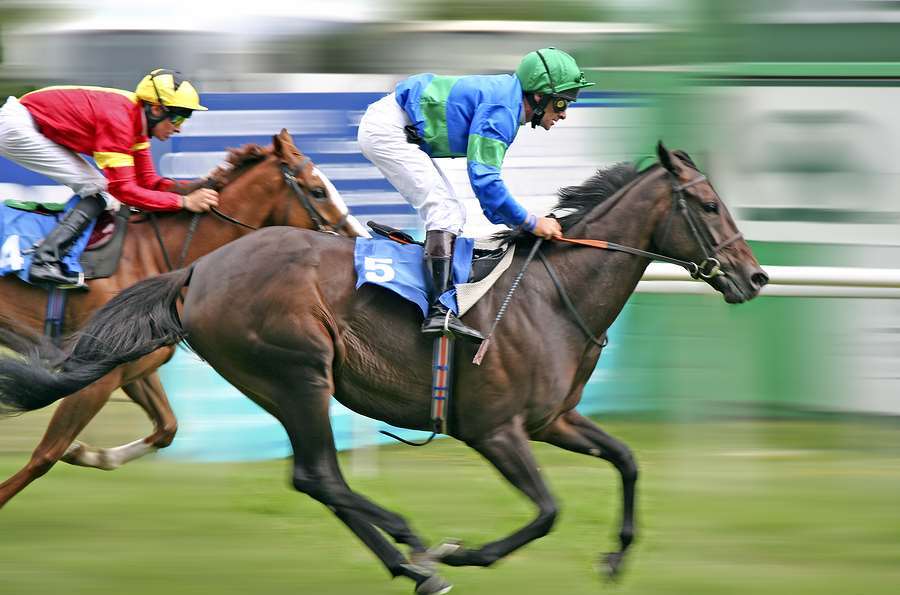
472 238 544 365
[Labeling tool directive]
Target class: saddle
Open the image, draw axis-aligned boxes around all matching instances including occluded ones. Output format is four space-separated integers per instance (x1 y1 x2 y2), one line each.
79 205 131 279
357 221 515 316
1 200 130 281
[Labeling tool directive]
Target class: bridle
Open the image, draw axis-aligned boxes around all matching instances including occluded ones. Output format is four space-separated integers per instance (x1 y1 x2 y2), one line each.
149 155 349 271
660 172 744 279
557 169 743 280
278 160 350 234
535 167 743 352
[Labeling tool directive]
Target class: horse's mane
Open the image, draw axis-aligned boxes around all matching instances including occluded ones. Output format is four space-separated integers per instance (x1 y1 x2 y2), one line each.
206 144 273 189
492 160 652 245
491 149 700 246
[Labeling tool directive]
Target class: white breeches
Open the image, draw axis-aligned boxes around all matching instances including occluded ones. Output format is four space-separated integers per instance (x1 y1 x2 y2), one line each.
357 93 466 235
0 96 117 208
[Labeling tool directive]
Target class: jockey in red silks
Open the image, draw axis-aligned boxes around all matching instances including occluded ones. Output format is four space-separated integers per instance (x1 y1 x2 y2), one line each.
0 69 219 289
358 48 593 342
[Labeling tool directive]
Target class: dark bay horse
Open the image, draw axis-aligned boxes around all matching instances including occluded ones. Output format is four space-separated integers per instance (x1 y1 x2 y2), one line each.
0 129 366 508
0 143 767 594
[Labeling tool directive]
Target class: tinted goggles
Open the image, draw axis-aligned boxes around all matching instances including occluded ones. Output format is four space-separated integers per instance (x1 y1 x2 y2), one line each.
165 107 193 125
550 96 570 112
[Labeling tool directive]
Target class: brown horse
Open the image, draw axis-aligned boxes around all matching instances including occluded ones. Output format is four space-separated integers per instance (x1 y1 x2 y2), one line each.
0 129 366 509
0 143 767 593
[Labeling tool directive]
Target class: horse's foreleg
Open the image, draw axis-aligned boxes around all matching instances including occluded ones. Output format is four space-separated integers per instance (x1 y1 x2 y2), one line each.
121 372 178 448
534 410 638 579
275 381 449 594
0 374 119 509
65 372 177 469
437 417 559 568
62 356 177 469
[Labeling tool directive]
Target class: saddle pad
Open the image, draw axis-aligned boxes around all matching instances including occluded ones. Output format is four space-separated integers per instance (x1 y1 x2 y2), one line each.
354 236 475 317
0 196 96 283
456 239 516 317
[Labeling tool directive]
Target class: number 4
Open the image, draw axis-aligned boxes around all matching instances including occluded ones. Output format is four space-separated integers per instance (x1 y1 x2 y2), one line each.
0 235 24 271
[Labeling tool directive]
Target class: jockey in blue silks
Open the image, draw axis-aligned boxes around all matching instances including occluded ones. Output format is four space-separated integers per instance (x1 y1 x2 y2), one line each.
358 48 594 342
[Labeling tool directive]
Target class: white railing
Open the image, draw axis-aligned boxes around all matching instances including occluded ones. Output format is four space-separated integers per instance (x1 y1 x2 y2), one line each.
638 264 900 298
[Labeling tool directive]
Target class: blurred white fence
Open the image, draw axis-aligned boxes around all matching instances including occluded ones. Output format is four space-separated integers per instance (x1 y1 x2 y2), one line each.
640 264 900 298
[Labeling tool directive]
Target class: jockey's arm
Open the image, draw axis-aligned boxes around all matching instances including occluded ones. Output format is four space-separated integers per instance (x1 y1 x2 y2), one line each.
466 104 532 228
102 162 183 211
131 143 208 196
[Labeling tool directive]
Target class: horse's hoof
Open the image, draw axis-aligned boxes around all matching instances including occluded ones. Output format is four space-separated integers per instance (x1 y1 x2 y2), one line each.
412 539 463 568
415 573 453 595
429 539 463 561
598 551 626 581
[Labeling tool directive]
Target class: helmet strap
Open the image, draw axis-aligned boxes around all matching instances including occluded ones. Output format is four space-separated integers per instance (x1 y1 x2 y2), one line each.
143 103 167 135
526 93 551 129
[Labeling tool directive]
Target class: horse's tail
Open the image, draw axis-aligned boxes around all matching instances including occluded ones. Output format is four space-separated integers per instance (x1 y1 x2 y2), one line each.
0 267 193 415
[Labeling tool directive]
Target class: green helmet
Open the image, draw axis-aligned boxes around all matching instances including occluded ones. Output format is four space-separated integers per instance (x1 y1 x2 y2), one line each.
516 47 594 100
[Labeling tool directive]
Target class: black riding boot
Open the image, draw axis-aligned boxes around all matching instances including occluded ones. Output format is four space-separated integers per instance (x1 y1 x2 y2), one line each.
421 230 484 343
28 193 105 289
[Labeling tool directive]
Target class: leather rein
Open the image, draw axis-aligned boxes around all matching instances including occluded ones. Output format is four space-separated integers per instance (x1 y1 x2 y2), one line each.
149 156 346 271
539 170 742 349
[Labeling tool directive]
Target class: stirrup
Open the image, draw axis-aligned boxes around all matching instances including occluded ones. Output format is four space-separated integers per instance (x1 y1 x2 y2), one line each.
28 264 88 290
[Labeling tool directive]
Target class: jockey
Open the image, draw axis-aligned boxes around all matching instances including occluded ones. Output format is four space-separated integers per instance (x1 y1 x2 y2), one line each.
357 47 593 342
0 68 219 289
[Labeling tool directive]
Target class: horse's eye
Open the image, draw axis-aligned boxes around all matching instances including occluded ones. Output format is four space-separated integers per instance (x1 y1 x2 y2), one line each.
702 202 719 214
311 187 327 200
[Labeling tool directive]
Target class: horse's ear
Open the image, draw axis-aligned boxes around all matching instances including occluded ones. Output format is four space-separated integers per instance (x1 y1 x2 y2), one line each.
656 140 681 175
273 132 284 155
273 129 296 158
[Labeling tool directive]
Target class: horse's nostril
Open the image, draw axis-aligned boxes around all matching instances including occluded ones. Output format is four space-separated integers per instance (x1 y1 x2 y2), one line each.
751 271 769 288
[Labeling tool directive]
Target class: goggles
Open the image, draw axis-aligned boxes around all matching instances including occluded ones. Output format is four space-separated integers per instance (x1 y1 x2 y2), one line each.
165 106 193 126
550 96 570 112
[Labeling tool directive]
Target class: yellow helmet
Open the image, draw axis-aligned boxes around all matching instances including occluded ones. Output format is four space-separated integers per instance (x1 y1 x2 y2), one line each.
135 68 207 111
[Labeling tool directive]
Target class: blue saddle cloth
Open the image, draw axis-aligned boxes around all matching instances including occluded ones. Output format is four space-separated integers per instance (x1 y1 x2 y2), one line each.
354 236 475 316
0 196 96 283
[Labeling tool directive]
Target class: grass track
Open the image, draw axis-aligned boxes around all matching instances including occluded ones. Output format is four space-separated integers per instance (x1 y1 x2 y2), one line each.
1 419 899 595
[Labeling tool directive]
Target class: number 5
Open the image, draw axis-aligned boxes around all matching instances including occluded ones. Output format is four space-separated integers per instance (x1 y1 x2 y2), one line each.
364 256 395 283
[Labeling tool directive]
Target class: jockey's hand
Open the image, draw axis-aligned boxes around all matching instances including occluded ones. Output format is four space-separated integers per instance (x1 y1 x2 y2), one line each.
183 188 219 213
531 216 563 240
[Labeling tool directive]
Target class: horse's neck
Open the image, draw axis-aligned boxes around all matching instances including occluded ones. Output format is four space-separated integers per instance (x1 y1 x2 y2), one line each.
548 172 669 339
130 201 253 273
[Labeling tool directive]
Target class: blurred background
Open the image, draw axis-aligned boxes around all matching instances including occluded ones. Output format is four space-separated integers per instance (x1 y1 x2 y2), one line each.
0 1 898 594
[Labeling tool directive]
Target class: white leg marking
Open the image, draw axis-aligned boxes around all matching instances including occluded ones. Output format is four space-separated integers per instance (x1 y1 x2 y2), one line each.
61 439 158 471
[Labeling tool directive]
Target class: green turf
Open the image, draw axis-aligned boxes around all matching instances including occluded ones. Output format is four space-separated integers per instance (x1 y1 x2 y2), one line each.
1 419 899 595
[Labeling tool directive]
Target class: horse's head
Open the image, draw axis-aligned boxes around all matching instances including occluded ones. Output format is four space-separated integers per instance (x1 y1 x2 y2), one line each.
652 142 768 303
209 129 367 238
271 129 368 237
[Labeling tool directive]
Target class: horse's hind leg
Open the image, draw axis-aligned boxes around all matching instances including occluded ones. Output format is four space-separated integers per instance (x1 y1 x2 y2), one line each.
275 380 449 594
0 373 120 509
434 417 559 568
534 410 638 579
61 371 177 469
